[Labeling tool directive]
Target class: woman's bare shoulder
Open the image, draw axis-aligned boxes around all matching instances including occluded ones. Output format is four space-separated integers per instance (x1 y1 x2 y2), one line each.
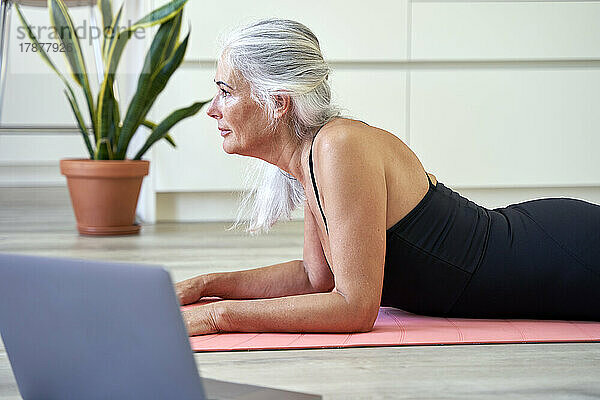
311 119 386 192
314 117 377 151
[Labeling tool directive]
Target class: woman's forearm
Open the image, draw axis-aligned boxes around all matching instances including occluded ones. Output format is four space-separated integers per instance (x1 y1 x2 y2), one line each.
203 259 322 300
214 291 374 334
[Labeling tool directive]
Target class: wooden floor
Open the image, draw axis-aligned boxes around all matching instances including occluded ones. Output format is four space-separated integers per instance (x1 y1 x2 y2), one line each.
1 187 599 399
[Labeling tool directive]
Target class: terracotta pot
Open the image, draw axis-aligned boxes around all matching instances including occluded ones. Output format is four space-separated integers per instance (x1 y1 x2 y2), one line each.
59 159 150 236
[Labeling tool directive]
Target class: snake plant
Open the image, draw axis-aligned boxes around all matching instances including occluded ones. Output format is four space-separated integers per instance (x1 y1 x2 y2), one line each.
14 0 208 160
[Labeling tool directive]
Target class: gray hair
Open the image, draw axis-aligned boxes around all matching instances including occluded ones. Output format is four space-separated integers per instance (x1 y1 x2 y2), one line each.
219 18 345 235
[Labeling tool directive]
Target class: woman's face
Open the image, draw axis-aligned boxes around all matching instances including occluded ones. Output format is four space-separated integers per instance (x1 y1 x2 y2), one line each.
206 58 271 156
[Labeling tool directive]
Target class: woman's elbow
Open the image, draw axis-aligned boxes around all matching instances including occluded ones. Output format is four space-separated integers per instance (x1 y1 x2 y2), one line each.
334 288 380 332
347 301 379 333
356 311 378 332
351 322 375 333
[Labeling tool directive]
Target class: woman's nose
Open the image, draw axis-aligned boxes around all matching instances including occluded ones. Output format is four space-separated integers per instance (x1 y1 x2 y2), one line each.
206 97 222 119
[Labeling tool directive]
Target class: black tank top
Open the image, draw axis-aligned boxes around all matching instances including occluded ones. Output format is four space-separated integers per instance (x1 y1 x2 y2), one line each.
308 119 491 316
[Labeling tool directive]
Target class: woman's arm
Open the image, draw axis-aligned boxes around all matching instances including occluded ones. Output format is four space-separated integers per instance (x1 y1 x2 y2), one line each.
176 259 321 305
186 128 388 335
302 199 336 292
213 291 372 334
201 259 319 299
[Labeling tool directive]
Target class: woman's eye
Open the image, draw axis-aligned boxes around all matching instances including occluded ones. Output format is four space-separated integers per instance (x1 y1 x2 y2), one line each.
220 88 230 97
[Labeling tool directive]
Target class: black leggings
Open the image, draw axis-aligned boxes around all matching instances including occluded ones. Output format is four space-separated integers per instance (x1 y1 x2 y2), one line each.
448 197 600 320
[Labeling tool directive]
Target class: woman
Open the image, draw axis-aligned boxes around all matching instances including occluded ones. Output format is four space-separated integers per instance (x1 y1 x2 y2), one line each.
175 18 600 336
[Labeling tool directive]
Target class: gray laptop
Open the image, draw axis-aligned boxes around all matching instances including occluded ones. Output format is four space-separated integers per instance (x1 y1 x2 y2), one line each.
0 253 321 400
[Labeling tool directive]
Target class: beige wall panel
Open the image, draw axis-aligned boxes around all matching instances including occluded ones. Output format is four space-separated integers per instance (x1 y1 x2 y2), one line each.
456 186 600 210
411 2 600 60
330 67 407 141
2 73 92 125
184 0 409 61
410 69 600 187
156 191 305 222
0 164 64 186
0 135 87 186
0 135 87 163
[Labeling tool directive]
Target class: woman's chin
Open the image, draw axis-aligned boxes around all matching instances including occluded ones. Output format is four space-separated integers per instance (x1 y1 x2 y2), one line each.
222 139 237 154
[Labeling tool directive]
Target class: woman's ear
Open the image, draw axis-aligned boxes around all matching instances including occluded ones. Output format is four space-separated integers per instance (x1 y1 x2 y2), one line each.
273 94 291 118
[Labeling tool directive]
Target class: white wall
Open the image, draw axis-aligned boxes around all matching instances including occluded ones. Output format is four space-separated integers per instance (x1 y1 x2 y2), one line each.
2 0 600 223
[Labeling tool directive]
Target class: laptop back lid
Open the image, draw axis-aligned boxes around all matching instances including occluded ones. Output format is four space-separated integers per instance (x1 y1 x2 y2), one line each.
0 253 206 400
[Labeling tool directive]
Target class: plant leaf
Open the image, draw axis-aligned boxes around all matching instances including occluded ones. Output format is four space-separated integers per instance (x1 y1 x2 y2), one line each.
48 0 96 140
104 1 189 159
145 30 190 102
98 0 113 58
64 90 94 158
113 90 121 147
141 120 176 148
48 0 87 86
163 11 182 62
134 101 207 160
96 74 116 148
102 3 122 65
134 0 188 26
122 10 182 133
116 30 190 159
104 0 187 83
140 9 181 77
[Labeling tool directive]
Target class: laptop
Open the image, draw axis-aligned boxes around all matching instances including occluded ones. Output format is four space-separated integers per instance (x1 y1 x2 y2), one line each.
0 253 322 400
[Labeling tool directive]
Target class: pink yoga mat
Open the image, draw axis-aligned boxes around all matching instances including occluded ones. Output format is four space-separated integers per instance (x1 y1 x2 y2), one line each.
183 299 600 352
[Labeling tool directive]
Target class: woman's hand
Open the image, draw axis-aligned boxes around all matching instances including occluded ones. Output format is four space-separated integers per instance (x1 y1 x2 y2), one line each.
181 303 221 336
175 275 206 305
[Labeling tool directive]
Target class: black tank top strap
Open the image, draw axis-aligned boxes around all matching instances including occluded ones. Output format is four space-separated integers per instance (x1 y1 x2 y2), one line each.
309 125 329 235
426 172 433 187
